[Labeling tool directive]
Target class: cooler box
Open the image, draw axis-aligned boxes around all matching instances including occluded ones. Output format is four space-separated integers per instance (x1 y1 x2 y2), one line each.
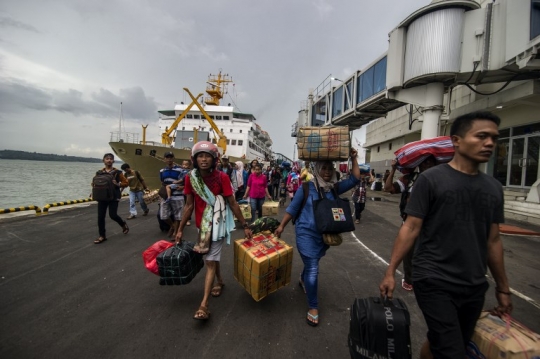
262 201 279 216
234 232 293 301
297 126 350 161
469 312 540 359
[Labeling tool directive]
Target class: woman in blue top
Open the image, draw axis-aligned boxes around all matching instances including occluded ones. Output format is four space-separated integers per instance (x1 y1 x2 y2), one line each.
274 148 361 326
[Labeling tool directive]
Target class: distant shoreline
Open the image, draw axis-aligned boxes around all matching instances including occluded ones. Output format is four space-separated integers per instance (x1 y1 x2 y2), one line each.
0 150 104 163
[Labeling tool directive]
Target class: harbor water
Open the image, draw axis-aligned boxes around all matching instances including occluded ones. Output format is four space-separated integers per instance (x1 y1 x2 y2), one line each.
0 159 108 209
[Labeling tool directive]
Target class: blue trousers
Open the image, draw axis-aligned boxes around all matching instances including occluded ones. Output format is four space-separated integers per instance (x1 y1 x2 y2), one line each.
300 253 321 309
129 190 148 216
249 197 265 221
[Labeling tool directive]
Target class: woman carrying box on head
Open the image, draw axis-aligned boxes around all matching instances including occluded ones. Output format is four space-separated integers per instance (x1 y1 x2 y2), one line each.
274 148 361 327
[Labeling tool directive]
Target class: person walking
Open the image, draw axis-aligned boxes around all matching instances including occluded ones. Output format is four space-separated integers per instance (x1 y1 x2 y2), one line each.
175 141 252 321
351 178 367 224
121 163 149 220
274 148 361 326
159 152 187 237
379 111 513 359
243 163 272 221
92 153 129 244
383 156 437 291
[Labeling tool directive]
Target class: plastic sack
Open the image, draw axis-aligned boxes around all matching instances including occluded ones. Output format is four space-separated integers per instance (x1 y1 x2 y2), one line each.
143 240 175 275
394 136 454 174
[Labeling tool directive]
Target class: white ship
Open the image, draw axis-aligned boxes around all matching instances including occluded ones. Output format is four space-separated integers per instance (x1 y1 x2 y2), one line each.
109 71 274 189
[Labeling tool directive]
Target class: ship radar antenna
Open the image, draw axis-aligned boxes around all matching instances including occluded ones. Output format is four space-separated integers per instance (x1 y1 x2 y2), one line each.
204 70 233 106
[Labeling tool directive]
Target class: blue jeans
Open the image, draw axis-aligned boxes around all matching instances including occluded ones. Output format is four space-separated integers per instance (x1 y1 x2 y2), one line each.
300 253 321 309
249 197 265 221
129 190 148 216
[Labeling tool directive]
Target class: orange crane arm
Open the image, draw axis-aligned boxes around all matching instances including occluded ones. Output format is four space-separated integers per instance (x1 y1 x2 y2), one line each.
160 93 203 145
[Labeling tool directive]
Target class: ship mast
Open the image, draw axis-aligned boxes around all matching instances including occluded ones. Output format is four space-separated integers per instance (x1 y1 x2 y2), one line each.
204 70 232 106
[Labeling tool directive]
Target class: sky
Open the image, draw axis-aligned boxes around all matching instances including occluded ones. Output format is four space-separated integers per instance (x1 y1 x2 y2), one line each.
0 0 429 160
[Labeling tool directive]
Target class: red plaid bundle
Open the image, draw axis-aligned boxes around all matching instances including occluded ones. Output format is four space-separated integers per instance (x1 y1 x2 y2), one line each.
394 136 454 174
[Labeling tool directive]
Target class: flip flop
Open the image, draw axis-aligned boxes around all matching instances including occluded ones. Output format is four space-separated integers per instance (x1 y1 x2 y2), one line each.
306 312 319 327
193 305 210 320
94 237 107 244
211 283 225 297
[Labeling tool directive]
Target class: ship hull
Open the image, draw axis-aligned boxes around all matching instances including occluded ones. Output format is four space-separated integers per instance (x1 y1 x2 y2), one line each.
109 142 245 189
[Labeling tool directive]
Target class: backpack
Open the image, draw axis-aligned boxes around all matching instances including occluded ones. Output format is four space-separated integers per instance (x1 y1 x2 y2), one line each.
92 170 118 201
398 173 418 220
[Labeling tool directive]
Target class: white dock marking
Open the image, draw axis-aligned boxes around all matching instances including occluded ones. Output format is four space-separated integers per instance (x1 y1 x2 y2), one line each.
350 232 402 276
350 232 540 310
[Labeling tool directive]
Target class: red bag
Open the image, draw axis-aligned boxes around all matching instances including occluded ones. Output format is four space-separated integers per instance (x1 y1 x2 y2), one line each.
143 240 175 275
394 136 454 174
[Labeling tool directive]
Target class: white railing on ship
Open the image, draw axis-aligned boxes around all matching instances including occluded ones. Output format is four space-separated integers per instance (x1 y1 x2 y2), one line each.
110 131 140 144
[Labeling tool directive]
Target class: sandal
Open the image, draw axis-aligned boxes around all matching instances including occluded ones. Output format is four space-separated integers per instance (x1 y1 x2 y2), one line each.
193 305 210 320
211 283 225 297
306 311 319 327
94 237 107 244
122 223 129 234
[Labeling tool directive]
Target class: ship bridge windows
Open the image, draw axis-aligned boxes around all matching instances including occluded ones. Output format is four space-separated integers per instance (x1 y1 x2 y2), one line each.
238 140 243 146
232 140 237 145
226 139 230 145
215 115 222 120
187 114 193 119
224 116 230 120
357 56 387 103
533 0 540 39
332 86 344 118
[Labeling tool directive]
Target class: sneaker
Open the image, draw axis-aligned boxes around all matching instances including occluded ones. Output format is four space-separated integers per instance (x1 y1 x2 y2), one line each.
401 279 413 291
143 209 149 216
127 214 136 220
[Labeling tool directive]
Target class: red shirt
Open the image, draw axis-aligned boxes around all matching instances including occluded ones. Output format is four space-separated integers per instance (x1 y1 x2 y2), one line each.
184 170 234 228
247 173 268 199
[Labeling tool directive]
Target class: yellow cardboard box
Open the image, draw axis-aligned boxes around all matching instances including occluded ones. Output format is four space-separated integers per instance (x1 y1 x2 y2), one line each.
236 203 251 220
470 312 540 359
297 125 350 161
262 201 279 216
234 232 293 302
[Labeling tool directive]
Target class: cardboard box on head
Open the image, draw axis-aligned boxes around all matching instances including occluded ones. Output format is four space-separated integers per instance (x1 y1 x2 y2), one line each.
297 126 350 161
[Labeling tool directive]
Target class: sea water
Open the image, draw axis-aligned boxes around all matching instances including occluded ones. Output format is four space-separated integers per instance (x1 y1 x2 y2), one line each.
0 159 106 209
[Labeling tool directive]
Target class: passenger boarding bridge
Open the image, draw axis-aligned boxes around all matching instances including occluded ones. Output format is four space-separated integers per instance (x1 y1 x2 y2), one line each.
293 0 540 139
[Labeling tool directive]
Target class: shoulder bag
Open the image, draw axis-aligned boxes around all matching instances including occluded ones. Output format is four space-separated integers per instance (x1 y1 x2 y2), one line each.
312 178 355 234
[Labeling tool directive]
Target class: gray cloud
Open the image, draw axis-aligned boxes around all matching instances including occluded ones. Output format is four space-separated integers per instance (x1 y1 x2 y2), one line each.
0 78 157 120
0 16 39 33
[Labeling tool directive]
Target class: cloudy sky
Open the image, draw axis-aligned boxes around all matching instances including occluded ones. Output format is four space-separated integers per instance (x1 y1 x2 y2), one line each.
0 0 429 159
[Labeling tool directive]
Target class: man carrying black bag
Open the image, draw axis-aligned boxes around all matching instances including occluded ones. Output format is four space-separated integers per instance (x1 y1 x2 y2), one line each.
379 111 513 359
175 141 252 321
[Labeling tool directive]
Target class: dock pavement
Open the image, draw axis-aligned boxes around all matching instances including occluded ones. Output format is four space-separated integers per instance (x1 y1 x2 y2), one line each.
1 189 539 358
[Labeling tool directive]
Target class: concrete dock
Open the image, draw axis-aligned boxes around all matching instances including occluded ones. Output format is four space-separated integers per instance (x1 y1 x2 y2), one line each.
1 190 539 358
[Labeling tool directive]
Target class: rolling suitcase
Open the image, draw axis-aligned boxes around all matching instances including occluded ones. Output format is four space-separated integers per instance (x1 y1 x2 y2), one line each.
348 296 411 359
157 241 204 285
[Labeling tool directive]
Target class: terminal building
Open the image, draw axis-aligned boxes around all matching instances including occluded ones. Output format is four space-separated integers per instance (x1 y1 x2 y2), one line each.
293 0 540 224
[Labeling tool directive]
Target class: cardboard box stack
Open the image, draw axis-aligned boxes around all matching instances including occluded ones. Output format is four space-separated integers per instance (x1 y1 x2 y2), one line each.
262 201 279 216
297 125 350 161
234 231 293 301
469 312 540 359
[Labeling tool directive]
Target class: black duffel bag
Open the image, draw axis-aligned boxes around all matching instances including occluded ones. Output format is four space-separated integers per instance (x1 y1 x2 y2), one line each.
312 180 355 234
157 241 204 285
